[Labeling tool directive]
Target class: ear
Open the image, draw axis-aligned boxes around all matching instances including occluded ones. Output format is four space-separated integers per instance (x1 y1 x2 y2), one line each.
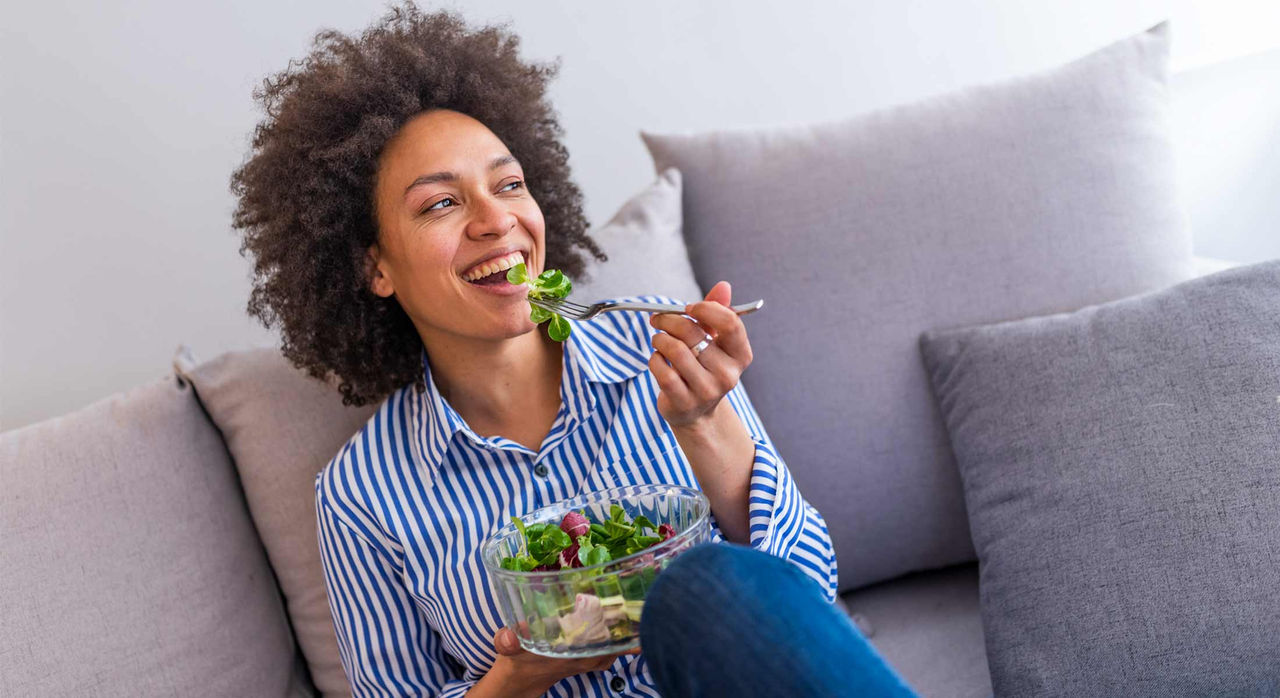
366 244 394 298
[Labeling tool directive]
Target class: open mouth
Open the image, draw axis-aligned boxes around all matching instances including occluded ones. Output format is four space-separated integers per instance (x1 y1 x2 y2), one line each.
461 250 528 286
468 268 514 286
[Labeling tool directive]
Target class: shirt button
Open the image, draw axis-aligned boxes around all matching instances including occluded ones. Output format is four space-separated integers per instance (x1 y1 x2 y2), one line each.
533 463 550 478
610 675 626 692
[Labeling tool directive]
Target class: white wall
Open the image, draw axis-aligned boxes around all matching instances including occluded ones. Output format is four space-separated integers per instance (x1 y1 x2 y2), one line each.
2 0 1277 430
1171 48 1280 263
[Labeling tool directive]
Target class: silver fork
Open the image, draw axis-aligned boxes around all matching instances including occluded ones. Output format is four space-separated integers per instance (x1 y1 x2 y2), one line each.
528 296 764 321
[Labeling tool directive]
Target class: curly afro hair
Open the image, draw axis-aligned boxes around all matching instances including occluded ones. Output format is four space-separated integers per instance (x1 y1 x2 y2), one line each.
231 2 605 407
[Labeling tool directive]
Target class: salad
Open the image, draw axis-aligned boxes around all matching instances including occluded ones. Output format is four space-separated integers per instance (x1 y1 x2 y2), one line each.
497 504 681 649
506 262 573 341
501 504 676 572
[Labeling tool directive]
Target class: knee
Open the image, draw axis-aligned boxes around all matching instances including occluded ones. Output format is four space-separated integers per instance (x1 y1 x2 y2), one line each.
645 544 736 614
641 544 744 642
647 543 773 609
671 540 792 580
656 542 754 591
668 541 744 573
655 542 822 610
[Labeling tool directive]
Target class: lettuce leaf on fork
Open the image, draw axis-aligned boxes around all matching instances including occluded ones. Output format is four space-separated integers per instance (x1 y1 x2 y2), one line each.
507 262 573 341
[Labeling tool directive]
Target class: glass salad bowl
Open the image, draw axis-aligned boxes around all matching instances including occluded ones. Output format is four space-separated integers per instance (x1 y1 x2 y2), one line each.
480 484 711 658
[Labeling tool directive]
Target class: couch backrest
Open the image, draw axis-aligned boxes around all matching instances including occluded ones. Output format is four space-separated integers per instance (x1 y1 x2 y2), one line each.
642 23 1196 590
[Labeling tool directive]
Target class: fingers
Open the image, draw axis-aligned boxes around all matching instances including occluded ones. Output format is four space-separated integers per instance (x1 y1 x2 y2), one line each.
683 299 752 367
668 327 743 399
703 280 732 307
651 311 717 362
493 627 524 656
648 345 694 419
651 311 713 345
649 304 750 405
651 331 718 399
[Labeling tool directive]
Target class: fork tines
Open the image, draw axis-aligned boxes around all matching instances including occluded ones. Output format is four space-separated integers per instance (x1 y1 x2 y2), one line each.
531 296 588 313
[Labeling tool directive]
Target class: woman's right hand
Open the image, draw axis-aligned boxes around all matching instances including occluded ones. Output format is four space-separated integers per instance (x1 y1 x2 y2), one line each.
483 626 640 697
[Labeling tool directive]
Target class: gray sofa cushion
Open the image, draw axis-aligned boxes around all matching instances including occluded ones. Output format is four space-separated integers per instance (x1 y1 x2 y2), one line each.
842 563 991 698
919 260 1280 696
174 347 377 698
642 23 1194 591
0 374 311 697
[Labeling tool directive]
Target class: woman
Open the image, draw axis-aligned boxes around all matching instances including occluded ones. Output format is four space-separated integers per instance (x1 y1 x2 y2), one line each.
233 4 912 696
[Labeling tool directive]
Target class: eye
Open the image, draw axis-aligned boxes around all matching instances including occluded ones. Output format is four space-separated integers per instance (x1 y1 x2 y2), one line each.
501 180 524 193
424 197 456 213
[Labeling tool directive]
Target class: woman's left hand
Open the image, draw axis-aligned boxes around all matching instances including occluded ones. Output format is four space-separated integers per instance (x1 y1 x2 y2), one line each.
648 281 754 429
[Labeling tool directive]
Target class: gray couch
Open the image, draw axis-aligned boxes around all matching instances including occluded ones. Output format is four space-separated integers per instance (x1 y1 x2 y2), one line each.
0 254 1234 698
2 22 1243 698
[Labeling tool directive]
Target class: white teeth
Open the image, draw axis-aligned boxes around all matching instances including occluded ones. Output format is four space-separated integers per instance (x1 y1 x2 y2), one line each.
462 251 526 281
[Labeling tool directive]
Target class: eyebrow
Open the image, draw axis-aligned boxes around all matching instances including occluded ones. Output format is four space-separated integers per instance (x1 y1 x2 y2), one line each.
402 155 520 197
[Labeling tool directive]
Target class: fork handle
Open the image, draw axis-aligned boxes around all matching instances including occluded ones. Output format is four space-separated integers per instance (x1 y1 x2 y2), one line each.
606 299 764 316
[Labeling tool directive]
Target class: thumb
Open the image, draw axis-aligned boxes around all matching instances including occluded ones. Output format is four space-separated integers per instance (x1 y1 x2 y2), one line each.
704 280 732 307
493 627 525 656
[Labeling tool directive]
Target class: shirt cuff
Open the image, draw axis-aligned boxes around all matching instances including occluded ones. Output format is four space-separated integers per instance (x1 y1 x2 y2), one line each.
438 681 478 698
703 438 838 602
705 437 799 553
744 436 809 556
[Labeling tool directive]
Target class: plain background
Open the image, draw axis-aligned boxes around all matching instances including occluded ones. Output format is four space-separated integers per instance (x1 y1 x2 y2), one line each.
2 0 1278 430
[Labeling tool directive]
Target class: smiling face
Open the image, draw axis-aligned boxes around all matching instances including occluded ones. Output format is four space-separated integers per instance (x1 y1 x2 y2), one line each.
368 109 546 344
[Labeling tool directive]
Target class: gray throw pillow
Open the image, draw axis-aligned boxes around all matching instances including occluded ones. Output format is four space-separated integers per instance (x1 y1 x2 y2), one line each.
919 260 1280 696
642 23 1195 590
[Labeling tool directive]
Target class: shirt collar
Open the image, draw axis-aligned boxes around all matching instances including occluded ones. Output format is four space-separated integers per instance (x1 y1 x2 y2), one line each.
410 316 651 469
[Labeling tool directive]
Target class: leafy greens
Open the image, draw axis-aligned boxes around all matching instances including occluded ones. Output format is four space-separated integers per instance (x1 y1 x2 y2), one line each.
506 262 573 341
499 505 675 573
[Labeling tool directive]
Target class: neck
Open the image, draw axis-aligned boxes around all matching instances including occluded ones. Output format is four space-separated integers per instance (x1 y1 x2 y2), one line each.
421 327 564 428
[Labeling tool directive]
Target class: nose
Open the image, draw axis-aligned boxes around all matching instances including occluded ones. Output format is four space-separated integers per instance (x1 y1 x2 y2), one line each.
465 190 518 240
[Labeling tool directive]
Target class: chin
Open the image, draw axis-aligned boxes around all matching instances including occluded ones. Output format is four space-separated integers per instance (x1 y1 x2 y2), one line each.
495 318 539 340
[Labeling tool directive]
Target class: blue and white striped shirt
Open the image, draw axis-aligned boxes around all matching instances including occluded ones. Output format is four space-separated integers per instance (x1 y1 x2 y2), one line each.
314 296 838 697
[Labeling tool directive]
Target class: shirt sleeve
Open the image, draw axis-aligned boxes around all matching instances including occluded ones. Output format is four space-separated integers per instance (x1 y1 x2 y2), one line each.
626 294 839 602
315 483 476 698
707 382 841 603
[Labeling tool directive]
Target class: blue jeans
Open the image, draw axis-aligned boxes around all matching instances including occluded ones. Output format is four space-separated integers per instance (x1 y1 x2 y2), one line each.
639 543 919 697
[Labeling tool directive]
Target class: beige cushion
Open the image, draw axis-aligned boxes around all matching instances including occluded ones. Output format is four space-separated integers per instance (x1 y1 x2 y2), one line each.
0 374 310 697
174 347 377 697
574 167 705 304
